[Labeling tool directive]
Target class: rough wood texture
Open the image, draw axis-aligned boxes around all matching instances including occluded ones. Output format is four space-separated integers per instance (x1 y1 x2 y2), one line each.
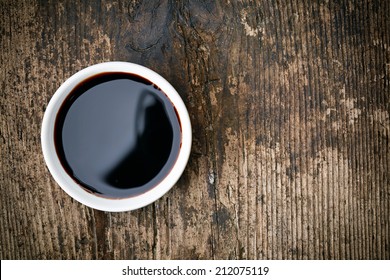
1 0 389 260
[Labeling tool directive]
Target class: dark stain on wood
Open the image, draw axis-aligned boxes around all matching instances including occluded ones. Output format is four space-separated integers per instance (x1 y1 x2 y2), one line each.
0 0 389 259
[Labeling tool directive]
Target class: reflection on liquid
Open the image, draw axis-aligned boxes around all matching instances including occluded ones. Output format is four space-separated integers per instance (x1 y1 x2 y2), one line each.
104 90 173 188
57 76 181 198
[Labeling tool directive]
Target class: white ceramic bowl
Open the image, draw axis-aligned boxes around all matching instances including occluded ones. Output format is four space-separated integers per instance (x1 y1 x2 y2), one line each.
41 62 191 212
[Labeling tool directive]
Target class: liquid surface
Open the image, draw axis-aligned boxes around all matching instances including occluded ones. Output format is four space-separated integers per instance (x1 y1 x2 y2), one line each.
54 72 181 198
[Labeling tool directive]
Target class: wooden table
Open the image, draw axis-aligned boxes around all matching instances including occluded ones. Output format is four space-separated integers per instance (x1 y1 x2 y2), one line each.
1 0 389 260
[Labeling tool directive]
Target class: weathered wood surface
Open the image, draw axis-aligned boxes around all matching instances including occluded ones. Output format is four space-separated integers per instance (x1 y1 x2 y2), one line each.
0 0 389 260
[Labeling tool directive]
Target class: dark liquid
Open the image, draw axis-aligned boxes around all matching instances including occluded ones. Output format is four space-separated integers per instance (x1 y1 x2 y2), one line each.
54 72 181 198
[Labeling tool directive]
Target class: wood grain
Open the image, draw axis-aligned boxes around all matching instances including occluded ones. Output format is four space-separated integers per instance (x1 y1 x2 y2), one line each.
0 0 389 259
